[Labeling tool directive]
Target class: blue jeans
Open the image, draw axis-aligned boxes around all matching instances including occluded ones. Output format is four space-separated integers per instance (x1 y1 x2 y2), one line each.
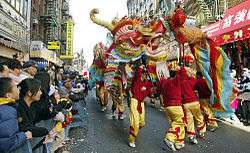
8 141 32 153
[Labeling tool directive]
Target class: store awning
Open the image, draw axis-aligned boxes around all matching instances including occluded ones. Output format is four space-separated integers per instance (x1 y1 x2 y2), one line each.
202 0 250 45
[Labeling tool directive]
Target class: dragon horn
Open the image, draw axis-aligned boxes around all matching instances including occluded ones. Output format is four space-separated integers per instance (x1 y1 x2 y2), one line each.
90 8 114 31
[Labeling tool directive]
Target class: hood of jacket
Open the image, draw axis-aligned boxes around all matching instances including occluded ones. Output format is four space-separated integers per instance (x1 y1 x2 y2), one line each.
0 98 15 106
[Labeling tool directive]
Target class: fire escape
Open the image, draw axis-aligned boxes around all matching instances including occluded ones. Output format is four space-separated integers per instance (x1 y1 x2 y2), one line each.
41 0 58 42
196 0 215 23
184 0 216 26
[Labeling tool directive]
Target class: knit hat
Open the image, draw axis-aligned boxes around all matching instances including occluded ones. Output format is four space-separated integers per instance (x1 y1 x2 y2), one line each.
23 60 37 69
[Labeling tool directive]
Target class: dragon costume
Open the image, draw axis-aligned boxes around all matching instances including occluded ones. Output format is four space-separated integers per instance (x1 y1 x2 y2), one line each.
90 8 147 63
165 6 234 113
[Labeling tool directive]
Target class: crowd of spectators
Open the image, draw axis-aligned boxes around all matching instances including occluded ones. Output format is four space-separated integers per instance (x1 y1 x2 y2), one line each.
0 58 87 153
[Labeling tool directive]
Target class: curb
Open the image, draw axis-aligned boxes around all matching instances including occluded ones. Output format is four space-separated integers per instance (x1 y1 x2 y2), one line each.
216 118 250 133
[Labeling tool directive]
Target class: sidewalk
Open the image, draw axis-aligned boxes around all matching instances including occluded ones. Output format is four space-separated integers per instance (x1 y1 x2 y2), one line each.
216 118 250 133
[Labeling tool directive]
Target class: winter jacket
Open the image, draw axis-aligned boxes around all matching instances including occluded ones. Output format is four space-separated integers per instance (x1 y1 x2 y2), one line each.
0 98 26 152
131 68 153 102
194 78 211 99
180 68 198 103
156 74 182 107
17 99 49 137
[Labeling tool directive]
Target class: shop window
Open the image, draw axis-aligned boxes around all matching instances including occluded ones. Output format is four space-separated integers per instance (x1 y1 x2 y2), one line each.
20 0 23 15
11 0 15 7
16 0 20 12
23 0 27 19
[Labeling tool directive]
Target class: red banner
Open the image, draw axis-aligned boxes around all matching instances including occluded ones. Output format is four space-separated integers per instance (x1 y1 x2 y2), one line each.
202 0 250 45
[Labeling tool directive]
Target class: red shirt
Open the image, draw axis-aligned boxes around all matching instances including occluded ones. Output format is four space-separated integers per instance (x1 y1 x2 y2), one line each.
194 78 211 99
180 68 197 103
131 68 152 102
156 75 182 107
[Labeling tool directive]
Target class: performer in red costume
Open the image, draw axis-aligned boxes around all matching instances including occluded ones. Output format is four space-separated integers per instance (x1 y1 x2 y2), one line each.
180 67 206 144
156 67 186 151
128 65 153 148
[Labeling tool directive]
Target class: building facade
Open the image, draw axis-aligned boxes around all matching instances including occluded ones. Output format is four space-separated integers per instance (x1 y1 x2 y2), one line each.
184 0 248 27
30 0 72 67
127 0 175 18
0 0 31 61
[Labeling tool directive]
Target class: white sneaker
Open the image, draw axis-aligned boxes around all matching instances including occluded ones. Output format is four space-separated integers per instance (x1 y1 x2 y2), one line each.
101 106 107 112
164 139 176 151
129 142 136 148
175 143 185 150
198 132 205 138
118 114 125 120
189 137 198 144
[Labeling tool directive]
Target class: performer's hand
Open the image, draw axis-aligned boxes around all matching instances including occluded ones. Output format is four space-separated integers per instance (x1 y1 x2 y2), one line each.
141 86 146 91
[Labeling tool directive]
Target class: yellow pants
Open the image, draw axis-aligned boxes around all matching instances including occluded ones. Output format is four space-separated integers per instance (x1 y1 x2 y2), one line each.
183 101 206 137
200 99 218 128
129 98 145 143
99 86 109 107
164 106 186 145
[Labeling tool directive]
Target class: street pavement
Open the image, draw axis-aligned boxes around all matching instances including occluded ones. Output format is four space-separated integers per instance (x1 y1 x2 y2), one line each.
66 90 250 153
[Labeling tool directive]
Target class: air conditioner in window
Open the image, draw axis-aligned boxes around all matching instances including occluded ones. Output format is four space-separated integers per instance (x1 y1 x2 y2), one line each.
33 18 38 24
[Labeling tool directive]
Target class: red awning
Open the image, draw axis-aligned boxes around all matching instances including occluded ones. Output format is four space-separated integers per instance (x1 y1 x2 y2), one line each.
202 0 250 45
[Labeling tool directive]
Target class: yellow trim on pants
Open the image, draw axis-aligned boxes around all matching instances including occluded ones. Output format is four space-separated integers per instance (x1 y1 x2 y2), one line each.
200 99 218 128
183 101 206 137
164 106 185 145
129 98 145 143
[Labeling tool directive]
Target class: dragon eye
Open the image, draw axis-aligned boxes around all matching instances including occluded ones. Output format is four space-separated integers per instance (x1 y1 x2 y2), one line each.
128 25 134 30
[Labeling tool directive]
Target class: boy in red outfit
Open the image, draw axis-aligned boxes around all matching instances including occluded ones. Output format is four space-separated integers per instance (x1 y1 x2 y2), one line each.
180 67 206 144
156 68 186 151
194 72 218 131
128 65 153 148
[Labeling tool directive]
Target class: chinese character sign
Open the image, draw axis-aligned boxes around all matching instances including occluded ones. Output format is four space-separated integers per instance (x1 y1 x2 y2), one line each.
219 0 250 35
223 15 234 29
233 9 247 25
66 19 74 57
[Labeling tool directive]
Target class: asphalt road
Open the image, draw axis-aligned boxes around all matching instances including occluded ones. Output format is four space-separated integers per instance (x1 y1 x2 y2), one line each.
67 90 250 153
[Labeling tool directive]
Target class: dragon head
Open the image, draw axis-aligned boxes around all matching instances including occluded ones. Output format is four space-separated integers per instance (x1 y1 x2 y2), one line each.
140 20 179 64
90 9 146 61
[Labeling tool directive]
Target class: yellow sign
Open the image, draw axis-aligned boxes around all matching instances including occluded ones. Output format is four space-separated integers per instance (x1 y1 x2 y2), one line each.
60 55 74 59
66 18 74 57
48 41 60 50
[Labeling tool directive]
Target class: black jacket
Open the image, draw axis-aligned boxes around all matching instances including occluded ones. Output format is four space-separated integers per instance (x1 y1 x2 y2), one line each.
17 99 49 137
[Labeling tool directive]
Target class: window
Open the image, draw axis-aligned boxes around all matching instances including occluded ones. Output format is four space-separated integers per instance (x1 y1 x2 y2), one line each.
11 0 15 7
20 0 23 15
160 0 164 10
16 0 20 12
149 3 153 10
23 0 27 19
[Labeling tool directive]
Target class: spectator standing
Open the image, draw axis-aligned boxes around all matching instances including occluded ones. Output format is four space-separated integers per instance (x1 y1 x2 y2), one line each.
0 62 9 77
22 60 38 79
7 59 23 85
0 78 32 152
17 78 48 137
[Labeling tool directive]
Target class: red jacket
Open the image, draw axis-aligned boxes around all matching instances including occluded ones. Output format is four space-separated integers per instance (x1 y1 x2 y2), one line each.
156 74 182 107
180 68 197 104
131 68 152 102
194 78 211 99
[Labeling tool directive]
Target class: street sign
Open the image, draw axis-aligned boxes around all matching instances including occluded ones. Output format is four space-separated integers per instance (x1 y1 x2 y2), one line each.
48 41 60 50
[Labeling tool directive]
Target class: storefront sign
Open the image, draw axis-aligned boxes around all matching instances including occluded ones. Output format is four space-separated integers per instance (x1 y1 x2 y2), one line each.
48 41 60 50
0 38 28 52
202 0 250 45
65 18 74 58
0 9 27 45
